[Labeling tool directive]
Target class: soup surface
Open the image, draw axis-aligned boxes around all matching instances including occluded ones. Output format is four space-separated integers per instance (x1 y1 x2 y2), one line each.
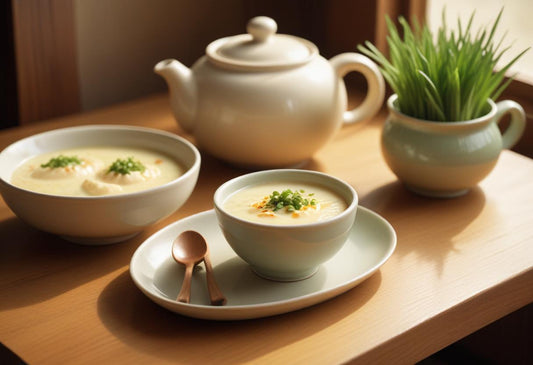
223 181 347 225
11 146 184 196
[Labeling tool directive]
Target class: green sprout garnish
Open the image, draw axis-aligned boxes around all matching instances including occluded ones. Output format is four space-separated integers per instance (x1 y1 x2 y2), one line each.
264 189 317 212
107 157 145 175
357 9 529 121
41 155 81 169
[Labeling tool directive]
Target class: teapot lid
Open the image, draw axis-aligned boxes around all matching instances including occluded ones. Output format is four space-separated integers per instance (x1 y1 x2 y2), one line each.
206 16 318 70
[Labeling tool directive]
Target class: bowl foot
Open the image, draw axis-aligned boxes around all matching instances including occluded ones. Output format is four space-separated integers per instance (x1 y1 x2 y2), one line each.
60 231 141 245
405 184 470 198
251 266 319 282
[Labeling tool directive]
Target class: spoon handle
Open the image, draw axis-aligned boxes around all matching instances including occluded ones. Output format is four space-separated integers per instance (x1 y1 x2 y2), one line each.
204 254 227 306
177 263 194 303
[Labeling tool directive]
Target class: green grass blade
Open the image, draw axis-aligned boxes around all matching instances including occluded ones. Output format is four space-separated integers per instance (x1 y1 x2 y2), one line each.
356 8 528 121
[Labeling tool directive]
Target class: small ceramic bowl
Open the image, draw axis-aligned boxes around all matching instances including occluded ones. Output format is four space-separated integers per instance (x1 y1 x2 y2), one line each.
0 125 200 244
213 169 358 281
381 94 526 198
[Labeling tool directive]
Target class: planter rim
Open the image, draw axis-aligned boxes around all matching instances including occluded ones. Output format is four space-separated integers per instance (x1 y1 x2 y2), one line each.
387 94 497 126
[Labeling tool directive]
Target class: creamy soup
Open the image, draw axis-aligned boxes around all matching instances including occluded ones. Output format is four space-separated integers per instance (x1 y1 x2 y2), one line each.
223 182 347 225
10 146 185 196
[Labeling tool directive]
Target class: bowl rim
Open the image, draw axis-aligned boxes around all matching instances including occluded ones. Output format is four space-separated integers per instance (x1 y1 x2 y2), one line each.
213 169 358 229
0 124 201 200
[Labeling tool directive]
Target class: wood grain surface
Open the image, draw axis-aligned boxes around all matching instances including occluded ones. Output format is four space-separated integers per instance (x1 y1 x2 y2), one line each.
12 0 80 124
0 94 532 364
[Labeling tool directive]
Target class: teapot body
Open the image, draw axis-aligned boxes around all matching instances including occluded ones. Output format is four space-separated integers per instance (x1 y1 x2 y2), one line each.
155 16 385 167
191 55 346 167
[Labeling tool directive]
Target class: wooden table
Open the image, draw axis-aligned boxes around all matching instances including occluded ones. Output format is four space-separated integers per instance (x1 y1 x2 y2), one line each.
1 94 532 364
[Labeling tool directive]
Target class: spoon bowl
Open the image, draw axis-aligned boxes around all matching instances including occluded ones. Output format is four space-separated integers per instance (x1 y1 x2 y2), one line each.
172 230 226 305
172 230 208 263
172 231 207 303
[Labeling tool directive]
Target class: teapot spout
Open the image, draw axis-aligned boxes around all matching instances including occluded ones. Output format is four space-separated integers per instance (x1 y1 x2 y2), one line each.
154 59 196 133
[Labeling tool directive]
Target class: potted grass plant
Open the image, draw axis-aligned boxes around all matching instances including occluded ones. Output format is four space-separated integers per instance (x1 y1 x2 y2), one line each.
358 10 528 197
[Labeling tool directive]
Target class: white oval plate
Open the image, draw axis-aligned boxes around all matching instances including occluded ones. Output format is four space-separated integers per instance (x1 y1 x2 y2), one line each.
129 207 396 320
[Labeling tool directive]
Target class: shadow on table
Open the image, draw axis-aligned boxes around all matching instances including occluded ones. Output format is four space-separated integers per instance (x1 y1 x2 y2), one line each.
0 217 148 310
201 148 326 173
97 269 382 363
360 181 488 276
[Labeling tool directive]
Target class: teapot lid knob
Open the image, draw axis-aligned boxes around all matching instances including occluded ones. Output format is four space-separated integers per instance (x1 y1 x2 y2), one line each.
247 16 277 42
206 16 317 70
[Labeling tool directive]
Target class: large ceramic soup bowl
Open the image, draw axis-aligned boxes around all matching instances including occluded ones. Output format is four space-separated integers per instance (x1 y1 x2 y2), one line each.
0 125 200 244
214 169 358 281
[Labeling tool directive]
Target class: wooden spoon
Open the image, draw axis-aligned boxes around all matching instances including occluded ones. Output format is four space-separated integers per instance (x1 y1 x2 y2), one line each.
172 230 226 305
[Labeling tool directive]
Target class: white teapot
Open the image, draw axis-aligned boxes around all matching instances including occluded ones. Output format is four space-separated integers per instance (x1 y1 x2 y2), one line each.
155 16 385 167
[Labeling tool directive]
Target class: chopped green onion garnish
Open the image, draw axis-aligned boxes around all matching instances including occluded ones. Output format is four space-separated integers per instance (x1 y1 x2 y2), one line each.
107 157 145 175
264 189 317 212
41 155 81 168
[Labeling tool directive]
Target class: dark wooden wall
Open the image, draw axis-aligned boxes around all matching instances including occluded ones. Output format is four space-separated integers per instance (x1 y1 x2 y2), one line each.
4 0 383 127
1 0 18 128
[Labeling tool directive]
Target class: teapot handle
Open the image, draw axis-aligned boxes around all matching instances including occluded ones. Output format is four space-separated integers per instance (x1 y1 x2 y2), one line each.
494 100 526 149
330 53 385 125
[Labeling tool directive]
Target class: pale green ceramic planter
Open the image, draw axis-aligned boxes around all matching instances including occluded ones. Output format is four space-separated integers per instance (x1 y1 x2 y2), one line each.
382 94 526 198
